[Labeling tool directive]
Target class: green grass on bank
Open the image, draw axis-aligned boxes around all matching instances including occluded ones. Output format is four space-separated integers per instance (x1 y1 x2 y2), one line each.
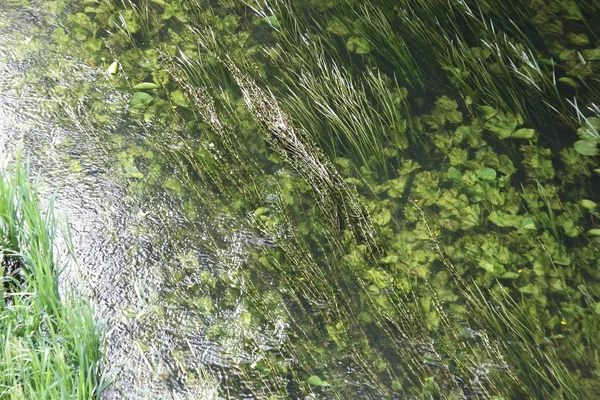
0 163 106 399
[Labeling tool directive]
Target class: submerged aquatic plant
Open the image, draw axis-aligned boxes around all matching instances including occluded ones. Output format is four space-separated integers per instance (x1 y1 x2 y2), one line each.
49 0 600 397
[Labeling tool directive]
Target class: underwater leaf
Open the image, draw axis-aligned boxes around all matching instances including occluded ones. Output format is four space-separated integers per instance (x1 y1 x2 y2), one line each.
435 96 463 124
130 92 153 107
387 176 409 198
308 375 330 387
581 48 600 61
169 89 189 108
381 254 399 264
510 128 536 140
420 96 462 130
460 205 480 229
558 214 580 237
533 256 548 276
122 9 140 33
326 19 349 36
398 159 421 175
497 154 516 175
266 15 280 28
448 148 468 165
133 82 160 90
537 58 555 66
567 33 590 46
373 208 391 226
346 36 371 54
124 164 143 179
586 117 600 132
577 118 600 140
558 76 580 88
106 60 119 75
477 105 496 119
521 217 536 230
488 211 521 228
254 207 269 217
579 199 597 211
476 167 496 181
519 283 541 296
162 176 183 194
447 167 462 182
500 272 519 279
574 140 599 156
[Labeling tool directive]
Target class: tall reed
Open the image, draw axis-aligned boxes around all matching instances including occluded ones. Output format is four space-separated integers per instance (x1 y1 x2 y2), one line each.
0 162 107 399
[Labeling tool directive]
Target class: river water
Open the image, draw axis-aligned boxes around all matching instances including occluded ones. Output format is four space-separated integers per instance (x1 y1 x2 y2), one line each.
1 0 599 399
0 2 268 398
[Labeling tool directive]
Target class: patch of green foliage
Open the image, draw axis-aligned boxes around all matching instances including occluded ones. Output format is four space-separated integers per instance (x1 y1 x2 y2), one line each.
0 162 107 399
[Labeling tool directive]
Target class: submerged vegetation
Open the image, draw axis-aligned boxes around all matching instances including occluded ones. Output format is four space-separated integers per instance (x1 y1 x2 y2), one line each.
0 163 107 399
9 0 598 397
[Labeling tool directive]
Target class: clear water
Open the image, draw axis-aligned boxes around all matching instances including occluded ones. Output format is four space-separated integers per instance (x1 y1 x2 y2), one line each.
1 0 598 399
0 3 270 397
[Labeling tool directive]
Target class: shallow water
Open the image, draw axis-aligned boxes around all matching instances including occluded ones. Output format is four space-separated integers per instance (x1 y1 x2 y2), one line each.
0 3 278 398
1 0 599 399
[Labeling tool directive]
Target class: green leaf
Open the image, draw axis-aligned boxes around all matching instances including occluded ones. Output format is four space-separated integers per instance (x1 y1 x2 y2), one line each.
488 211 521 228
519 283 541 296
130 92 153 107
533 256 547 276
587 229 600 237
162 176 183 194
308 375 330 387
578 117 600 139
169 89 189 108
586 116 600 131
387 176 408 198
373 208 391 226
254 207 269 217
346 36 371 54
460 205 480 229
580 199 597 211
574 140 599 156
477 105 496 119
567 32 590 46
484 111 521 139
398 159 421 175
581 48 600 61
381 254 399 264
266 15 280 28
133 82 160 90
558 76 580 88
510 128 535 140
106 60 119 75
521 217 536 230
326 19 349 36
447 167 462 181
500 272 519 279
476 167 496 181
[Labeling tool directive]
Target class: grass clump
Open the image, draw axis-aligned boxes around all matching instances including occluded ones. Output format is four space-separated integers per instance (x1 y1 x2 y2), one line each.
0 163 107 399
